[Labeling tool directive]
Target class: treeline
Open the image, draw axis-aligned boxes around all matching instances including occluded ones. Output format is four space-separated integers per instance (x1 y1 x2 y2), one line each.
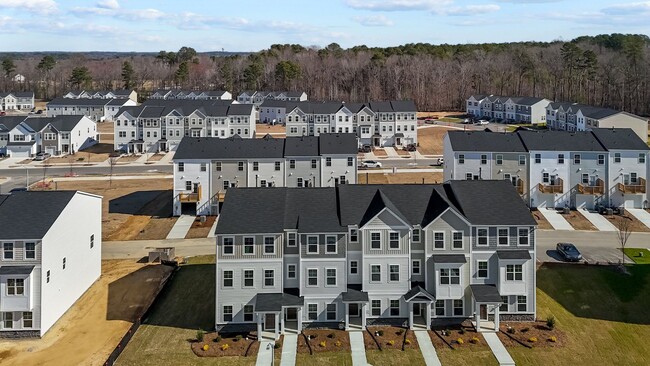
1 33 649 115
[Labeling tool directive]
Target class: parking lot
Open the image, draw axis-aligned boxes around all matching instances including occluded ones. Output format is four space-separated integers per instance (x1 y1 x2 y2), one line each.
536 230 648 264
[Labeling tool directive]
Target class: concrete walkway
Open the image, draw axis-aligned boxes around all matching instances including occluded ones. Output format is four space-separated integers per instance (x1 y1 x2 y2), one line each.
280 334 297 366
384 147 400 158
537 208 574 231
208 216 219 238
166 215 195 239
134 154 149 163
626 208 650 229
414 330 442 366
349 331 368 366
256 340 275 366
578 209 617 231
483 332 515 366
158 150 175 164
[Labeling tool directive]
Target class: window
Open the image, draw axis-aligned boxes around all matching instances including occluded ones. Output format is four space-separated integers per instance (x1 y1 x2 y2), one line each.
244 237 254 255
614 153 621 163
574 154 581 164
244 305 254 322
500 296 509 312
440 268 460 285
453 299 464 316
452 232 463 249
215 162 222 171
518 228 529 246
390 300 400 316
412 260 421 275
639 153 646 164
287 232 297 247
275 161 281 171
389 265 400 282
477 261 488 278
434 232 444 249
370 232 381 249
185 181 192 191
498 228 509 246
347 157 354 166
477 228 488 246
370 300 381 316
326 268 337 286
264 270 274 287
62 257 66 270
25 243 35 260
311 159 317 169
7 279 24 295
46 270 50 283
435 300 445 316
326 236 337 253
458 154 465 164
90 234 95 249
287 264 296 279
307 269 318 286
480 154 487 165
297 178 304 188
349 228 358 242
3 312 13 329
326 303 337 320
223 270 233 287
200 163 206 172
371 265 381 282
534 154 541 164
23 312 33 328
178 162 184 172
350 261 358 274
222 237 234 255
289 160 296 169
557 154 564 164
253 162 259 171
412 228 421 242
264 237 275 254
518 155 526 165
307 236 318 254
598 154 605 165
308 304 318 320
243 270 254 287
326 157 332 167
238 161 244 171
223 305 233 322
517 296 527 312
3 243 13 260
495 154 503 165
389 232 399 249
506 264 523 281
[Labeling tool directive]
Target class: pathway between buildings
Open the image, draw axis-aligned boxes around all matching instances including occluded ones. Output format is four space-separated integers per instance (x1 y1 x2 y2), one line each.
165 215 195 239
414 330 442 366
536 208 574 231
483 332 515 366
280 334 297 366
626 208 650 229
578 209 617 231
256 340 274 366
349 330 369 366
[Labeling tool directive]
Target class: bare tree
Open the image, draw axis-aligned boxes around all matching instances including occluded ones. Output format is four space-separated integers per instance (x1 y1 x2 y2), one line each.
108 155 119 188
616 216 632 266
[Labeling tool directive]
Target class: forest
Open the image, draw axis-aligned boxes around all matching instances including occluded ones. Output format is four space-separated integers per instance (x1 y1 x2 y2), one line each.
1 33 649 115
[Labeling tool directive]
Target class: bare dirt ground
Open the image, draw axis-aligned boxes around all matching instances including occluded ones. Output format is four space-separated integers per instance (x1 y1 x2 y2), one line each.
185 216 217 239
560 210 597 231
417 126 458 155
256 123 285 134
0 260 173 366
606 214 650 232
47 149 110 164
117 155 140 163
417 111 464 119
531 209 553 230
359 172 444 184
373 149 388 157
147 153 165 162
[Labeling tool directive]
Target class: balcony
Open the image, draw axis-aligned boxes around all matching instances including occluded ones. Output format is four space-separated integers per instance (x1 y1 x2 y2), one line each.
538 178 563 194
179 185 201 202
516 179 525 195
617 178 646 194
577 179 605 195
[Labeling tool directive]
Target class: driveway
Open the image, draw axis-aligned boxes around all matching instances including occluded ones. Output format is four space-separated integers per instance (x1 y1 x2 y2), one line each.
578 209 617 231
536 230 649 264
536 208 574 230
626 209 650 230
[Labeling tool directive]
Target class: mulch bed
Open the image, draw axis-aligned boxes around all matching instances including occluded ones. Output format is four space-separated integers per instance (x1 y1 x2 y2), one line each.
373 149 388 157
185 216 217 239
297 329 351 354
430 322 486 349
191 331 261 357
498 321 567 348
364 326 418 350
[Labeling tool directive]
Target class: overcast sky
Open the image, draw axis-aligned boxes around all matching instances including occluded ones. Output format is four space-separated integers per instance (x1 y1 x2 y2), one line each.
0 0 648 52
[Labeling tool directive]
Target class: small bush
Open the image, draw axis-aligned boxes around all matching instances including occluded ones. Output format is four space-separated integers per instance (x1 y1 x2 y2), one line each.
214 336 222 343
202 344 209 351
443 329 450 336
335 340 342 347
507 327 516 334
404 339 411 345
327 332 335 339
549 336 557 343
458 328 466 335
221 343 229 351
456 338 464 344
387 340 395 346
396 329 404 335
521 327 530 333
470 337 480 344
528 337 538 343
377 330 384 336
319 341 327 348
77 157 85 161
196 329 205 342
234 334 243 342
546 316 556 330
274 343 281 349
310 334 318 339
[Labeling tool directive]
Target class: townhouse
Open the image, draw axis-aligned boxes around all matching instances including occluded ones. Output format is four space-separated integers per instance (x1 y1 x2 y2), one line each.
237 91 308 105
149 90 232 101
172 133 358 216
0 190 102 337
467 95 551 124
0 92 35 111
214 180 537 340
113 100 255 153
546 102 648 141
63 89 137 103
444 129 649 209
46 98 136 122
0 115 97 158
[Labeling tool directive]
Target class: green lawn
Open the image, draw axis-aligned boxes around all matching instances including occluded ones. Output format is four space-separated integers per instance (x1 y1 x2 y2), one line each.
511 264 650 365
436 345 498 366
623 248 650 264
437 117 463 123
296 352 352 366
366 349 426 366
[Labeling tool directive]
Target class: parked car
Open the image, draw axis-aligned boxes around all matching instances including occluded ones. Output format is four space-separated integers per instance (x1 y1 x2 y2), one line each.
33 152 51 161
360 160 382 168
556 243 583 262
432 158 444 166
477 119 489 125
0 111 5 116
9 187 27 193
359 144 372 153
403 144 417 152
35 109 43 115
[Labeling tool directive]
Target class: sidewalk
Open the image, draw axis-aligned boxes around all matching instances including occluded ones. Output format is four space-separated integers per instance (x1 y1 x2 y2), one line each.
536 208 574 231
414 330 442 366
50 175 173 182
279 334 297 366
157 151 175 165
349 331 368 366
483 332 515 366
626 208 650 230
166 215 195 239
383 147 400 158
578 209 617 231
256 340 274 366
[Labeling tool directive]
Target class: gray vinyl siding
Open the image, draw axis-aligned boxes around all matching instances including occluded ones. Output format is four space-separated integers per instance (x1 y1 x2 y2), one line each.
471 226 535 250
299 233 347 258
0 240 43 262
211 160 248 192
362 211 410 256
491 152 527 191
426 210 470 253
410 230 425 251
216 234 283 260
300 260 347 297
410 252 426 283
286 157 320 187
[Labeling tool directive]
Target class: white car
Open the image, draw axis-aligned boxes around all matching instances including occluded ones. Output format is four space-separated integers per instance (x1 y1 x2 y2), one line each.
477 120 489 125
361 160 382 168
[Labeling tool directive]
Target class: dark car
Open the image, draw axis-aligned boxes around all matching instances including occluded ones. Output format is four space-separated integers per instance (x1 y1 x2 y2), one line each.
9 187 28 193
359 144 372 153
556 242 583 262
35 109 43 115
403 144 416 152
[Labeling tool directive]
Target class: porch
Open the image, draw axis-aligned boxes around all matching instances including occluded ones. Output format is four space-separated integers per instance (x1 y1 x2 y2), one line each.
342 286 369 331
470 284 502 333
254 292 304 341
403 285 435 330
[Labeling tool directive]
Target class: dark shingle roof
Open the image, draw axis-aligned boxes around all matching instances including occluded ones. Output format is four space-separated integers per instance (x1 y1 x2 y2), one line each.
284 136 319 156
470 285 502 303
432 254 467 263
0 265 35 275
174 136 285 160
591 128 650 151
403 286 435 302
0 191 77 240
496 250 532 260
319 133 358 155
342 287 369 302
517 130 606 152
255 292 304 312
447 131 527 152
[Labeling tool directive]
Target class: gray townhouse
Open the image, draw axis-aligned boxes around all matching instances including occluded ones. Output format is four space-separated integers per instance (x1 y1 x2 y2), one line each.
467 95 551 124
237 91 308 106
113 100 255 153
0 92 35 111
214 180 537 340
46 98 136 122
172 133 358 216
149 90 232 101
444 129 649 209
63 89 137 103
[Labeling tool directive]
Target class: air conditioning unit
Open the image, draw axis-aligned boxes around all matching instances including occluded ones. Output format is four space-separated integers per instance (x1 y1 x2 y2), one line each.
606 208 614 216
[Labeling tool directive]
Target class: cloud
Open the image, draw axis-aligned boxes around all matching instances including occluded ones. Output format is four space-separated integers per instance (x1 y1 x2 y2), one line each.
97 0 119 10
345 0 451 11
497 0 562 3
71 6 165 21
602 2 650 15
0 0 57 14
353 15 394 26
444 4 500 16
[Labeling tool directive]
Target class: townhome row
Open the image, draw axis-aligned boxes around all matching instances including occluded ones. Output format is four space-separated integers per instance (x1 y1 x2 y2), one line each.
545 102 648 141
149 90 232 101
466 95 551 125
444 128 650 209
260 100 418 147
0 115 97 158
0 191 102 337
113 100 255 153
63 89 137 103
214 180 536 340
172 133 358 216
237 91 308 105
0 92 35 111
46 98 136 122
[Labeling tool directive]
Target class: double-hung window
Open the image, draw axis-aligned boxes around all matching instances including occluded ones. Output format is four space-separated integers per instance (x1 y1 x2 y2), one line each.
238 161 244 171
435 300 445 316
412 260 421 275
350 261 358 274
370 232 381 250
518 155 526 165
574 154 581 164
287 264 296 279
517 228 529 246
614 153 621 163
307 269 318 286
3 243 13 260
434 232 444 249
223 270 233 288
453 299 464 316
477 228 488 246
452 232 463 249
371 300 381 316
326 157 332 167
326 236 337 253
308 304 318 320
349 229 358 242
557 154 564 164
223 305 233 322
497 228 509 246
264 270 275 287
506 264 523 281
598 154 605 165
370 265 381 282
264 237 275 254
307 236 318 254
287 232 297 247
326 304 337 320
243 270 254 287
347 157 354 167
477 261 488 278
388 232 399 249
326 268 337 286
534 154 541 164
25 243 36 260
311 159 317 169
275 161 281 171
22 312 33 328
639 153 646 164
389 265 400 282
500 296 509 312
243 237 254 255
495 154 503 165
480 154 487 165
244 305 254 322
390 300 400 316
222 237 234 255
517 296 527 312
7 279 24 295
412 228 421 243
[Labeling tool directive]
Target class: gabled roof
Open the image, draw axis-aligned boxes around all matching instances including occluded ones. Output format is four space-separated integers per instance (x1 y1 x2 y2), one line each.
447 131 527 152
359 189 410 227
0 191 77 240
403 285 435 302
517 130 606 152
47 98 111 106
591 128 650 151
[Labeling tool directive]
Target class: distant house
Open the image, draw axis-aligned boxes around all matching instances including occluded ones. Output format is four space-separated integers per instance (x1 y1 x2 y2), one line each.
466 95 551 124
0 92 35 111
149 90 232 101
46 98 136 122
0 190 102 338
237 91 308 105
12 74 26 83
63 89 137 103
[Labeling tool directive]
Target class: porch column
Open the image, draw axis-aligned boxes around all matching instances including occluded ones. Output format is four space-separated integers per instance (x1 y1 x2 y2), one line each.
280 308 285 335
274 312 280 340
408 302 414 330
494 306 500 331
256 313 263 340
426 303 431 329
475 303 481 332
345 303 350 331
361 303 367 328
297 307 303 333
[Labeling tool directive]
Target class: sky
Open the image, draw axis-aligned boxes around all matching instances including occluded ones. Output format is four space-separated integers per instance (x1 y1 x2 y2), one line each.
0 0 649 52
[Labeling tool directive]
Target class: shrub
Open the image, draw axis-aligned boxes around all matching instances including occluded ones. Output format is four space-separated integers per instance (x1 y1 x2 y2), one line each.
521 327 530 333
507 327 516 334
404 339 411 345
274 343 281 349
234 334 243 342
396 329 404 335
221 343 229 351
549 336 557 343
214 336 222 343
470 337 480 344
196 329 205 342
528 337 538 343
443 329 450 336
310 334 318 339
546 316 556 330
377 330 384 336
202 344 209 351
327 332 335 339
456 338 464 344
458 328 466 335
387 340 395 346
319 341 327 348
335 340 342 347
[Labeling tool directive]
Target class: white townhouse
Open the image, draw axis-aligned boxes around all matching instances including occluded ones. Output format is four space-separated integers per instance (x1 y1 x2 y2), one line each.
149 90 232 101
0 115 97 158
546 103 648 141
237 91 308 105
63 89 137 103
466 95 550 124
113 100 255 153
214 180 537 340
46 98 136 122
171 133 358 216
0 92 35 111
0 190 102 338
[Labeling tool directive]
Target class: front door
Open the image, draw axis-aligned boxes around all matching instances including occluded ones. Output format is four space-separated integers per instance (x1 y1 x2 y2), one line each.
480 304 488 321
264 314 275 331
349 303 360 317
285 308 297 321
396 138 401 146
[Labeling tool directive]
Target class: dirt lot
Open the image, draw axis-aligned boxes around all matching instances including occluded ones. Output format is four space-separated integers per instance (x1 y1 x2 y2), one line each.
417 111 464 119
118 155 141 163
256 123 285 134
560 210 597 231
186 216 217 239
605 214 650 232
417 126 458 155
358 172 444 184
531 209 553 230
147 153 165 162
373 149 388 157
47 149 111 164
0 260 173 366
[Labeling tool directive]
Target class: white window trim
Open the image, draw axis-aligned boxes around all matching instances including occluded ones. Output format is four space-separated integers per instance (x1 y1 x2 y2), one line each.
243 305 255 322
222 304 234 322
349 228 359 243
476 227 489 247
453 299 464 317
389 299 401 317
451 231 464 250
517 228 530 247
242 269 255 289
307 303 318 320
388 264 400 283
506 264 524 282
222 269 234 289
369 231 382 250
412 260 421 275
326 303 337 320
306 268 318 287
412 228 421 243
517 295 527 312
371 299 382 316
263 236 276 255
222 237 235 256
433 231 445 250
388 231 400 250
287 232 297 247
370 264 381 283
287 264 296 279
325 268 337 287
306 235 319 254
497 227 510 247
243 236 255 255
3 242 14 261
434 300 446 317
24 242 36 260
263 269 275 288
325 235 338 254
477 260 489 279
